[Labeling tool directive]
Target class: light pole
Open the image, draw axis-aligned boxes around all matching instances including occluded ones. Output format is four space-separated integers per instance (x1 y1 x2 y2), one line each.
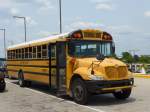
0 29 6 58
13 16 27 42
59 0 62 34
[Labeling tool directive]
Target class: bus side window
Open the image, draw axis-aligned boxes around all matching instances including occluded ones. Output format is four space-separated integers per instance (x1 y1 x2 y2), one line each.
19 49 21 59
42 44 47 59
37 46 42 59
11 50 13 59
13 50 15 59
29 47 32 59
25 48 29 59
16 49 19 59
22 48 25 59
51 45 56 58
7 51 11 59
33 46 37 59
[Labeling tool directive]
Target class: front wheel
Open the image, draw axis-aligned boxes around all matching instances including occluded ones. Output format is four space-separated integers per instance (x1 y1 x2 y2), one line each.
71 78 89 104
113 88 132 100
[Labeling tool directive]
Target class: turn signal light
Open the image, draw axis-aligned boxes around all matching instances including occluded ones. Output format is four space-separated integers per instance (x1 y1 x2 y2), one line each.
70 58 76 64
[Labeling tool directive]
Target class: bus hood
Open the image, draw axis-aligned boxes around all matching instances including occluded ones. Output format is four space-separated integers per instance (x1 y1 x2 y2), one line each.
75 57 127 68
74 58 128 80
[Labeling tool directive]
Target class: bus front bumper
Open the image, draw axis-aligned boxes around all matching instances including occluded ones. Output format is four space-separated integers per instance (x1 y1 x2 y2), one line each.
85 78 134 93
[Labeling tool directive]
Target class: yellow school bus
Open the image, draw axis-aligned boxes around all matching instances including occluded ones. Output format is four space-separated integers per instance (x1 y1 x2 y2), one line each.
7 29 134 104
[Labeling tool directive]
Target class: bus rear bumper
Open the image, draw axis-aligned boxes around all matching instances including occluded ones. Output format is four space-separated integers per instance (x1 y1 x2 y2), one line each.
85 78 134 93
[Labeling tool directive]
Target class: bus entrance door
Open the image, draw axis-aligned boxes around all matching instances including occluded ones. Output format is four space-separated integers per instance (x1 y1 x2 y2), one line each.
56 41 67 94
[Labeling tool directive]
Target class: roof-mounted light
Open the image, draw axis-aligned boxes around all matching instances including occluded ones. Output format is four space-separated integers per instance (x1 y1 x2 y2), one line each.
73 33 82 38
102 32 112 40
70 30 83 39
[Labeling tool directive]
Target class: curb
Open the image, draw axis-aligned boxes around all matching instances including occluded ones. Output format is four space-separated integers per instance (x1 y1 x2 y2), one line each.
134 74 150 79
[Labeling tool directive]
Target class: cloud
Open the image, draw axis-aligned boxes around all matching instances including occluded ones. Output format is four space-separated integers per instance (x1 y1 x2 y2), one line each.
90 0 112 3
144 11 150 17
10 8 20 15
106 25 136 35
37 31 51 37
26 17 38 26
0 0 30 9
14 16 38 27
90 0 115 11
65 21 105 31
96 3 113 11
66 21 135 35
35 0 54 13
0 0 12 9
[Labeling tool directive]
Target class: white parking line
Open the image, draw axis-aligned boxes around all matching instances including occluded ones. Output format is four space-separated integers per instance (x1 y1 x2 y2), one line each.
6 80 106 112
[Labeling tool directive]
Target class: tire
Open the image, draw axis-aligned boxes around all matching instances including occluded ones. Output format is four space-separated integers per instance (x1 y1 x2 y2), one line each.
113 88 132 100
25 81 32 87
18 71 25 87
71 78 89 104
0 80 6 92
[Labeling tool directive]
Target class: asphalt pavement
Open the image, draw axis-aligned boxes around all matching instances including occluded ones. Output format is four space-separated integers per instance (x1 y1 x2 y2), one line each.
0 78 150 112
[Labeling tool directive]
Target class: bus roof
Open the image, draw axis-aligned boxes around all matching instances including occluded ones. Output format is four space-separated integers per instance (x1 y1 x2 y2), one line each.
7 29 112 50
7 32 69 50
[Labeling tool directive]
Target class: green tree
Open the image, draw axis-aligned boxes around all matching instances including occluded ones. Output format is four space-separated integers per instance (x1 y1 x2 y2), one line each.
139 56 150 63
122 52 133 63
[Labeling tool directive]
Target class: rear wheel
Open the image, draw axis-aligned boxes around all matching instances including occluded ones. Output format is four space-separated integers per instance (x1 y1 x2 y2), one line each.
71 78 89 104
26 81 32 87
18 71 25 87
0 79 6 92
113 88 132 100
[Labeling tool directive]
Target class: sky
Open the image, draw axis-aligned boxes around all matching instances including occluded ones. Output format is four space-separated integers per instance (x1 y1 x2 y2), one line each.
0 0 150 57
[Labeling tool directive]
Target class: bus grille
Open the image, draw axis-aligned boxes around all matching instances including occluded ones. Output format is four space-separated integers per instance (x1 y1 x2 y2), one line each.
105 66 127 80
118 66 128 78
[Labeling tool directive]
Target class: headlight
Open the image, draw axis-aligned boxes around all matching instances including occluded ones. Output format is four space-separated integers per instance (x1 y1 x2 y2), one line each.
128 72 134 79
88 75 104 80
128 75 134 79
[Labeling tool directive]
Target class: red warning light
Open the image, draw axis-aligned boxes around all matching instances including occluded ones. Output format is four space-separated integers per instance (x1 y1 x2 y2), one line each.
73 33 82 38
102 32 112 40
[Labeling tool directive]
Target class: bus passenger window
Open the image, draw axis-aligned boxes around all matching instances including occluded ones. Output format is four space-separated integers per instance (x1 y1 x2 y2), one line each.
22 48 25 59
25 48 28 59
18 49 21 59
42 45 47 59
51 45 56 58
7 51 11 59
37 46 42 59
16 49 19 59
29 47 32 59
13 50 16 59
33 46 37 59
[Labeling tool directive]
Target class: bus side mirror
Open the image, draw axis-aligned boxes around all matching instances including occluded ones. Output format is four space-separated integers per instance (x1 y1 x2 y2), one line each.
96 53 105 60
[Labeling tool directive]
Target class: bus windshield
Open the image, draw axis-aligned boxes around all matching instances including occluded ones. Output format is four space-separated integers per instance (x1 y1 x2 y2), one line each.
68 41 113 57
